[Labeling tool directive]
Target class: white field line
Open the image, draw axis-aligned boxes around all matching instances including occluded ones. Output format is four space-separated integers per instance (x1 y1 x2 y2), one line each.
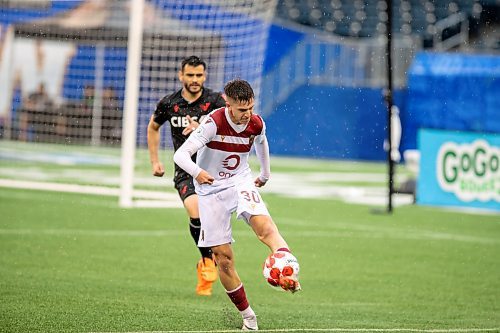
0 147 119 165
0 228 185 237
1 177 496 213
0 166 402 185
87 327 500 333
0 179 183 208
0 176 413 208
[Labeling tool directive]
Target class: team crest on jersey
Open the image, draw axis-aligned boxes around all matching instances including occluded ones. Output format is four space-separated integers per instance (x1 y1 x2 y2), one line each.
220 135 225 142
173 104 179 113
200 102 211 112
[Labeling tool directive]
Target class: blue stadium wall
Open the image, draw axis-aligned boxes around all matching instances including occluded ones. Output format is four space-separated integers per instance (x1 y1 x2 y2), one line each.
403 52 500 152
263 85 404 161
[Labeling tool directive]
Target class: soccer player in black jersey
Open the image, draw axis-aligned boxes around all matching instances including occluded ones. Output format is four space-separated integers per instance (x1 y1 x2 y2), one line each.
147 56 226 296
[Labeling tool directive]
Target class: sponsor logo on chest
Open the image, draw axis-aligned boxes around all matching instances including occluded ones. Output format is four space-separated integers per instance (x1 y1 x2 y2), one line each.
170 116 200 128
219 154 241 178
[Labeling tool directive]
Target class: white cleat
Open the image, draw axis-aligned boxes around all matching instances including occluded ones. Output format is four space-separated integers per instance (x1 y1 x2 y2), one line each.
242 315 258 331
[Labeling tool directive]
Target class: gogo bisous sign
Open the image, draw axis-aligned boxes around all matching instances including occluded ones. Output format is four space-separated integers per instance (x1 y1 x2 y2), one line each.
417 129 500 211
437 140 499 202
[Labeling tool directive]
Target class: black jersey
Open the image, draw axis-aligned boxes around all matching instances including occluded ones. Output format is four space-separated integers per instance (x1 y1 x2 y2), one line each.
153 87 226 181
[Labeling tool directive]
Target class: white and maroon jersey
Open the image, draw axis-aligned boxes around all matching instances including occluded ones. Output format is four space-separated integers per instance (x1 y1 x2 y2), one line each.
173 107 271 195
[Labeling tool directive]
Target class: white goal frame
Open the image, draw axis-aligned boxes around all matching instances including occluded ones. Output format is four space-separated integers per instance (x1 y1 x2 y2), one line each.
119 0 144 207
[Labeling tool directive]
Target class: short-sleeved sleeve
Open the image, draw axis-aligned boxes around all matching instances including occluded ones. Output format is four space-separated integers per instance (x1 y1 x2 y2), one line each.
152 98 170 126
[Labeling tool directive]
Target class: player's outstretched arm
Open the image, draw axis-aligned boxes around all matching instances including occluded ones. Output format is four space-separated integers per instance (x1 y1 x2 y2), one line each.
147 115 165 177
254 134 270 187
174 142 214 185
173 139 202 179
174 119 217 185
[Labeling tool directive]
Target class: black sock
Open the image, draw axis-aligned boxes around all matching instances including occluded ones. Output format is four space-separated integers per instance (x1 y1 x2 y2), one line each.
189 218 213 259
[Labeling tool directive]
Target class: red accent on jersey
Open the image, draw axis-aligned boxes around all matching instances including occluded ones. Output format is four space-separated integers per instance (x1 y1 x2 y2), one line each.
200 102 211 112
173 104 179 113
210 108 263 137
207 141 252 153
206 108 264 153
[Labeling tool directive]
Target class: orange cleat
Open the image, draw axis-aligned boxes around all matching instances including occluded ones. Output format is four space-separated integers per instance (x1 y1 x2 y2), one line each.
196 257 218 296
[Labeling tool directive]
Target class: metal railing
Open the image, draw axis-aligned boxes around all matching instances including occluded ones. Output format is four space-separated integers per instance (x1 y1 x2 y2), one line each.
260 34 420 117
433 12 469 51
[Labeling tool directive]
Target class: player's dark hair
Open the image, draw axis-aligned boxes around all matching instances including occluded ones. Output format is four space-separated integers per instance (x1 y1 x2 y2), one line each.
224 79 254 103
181 56 206 72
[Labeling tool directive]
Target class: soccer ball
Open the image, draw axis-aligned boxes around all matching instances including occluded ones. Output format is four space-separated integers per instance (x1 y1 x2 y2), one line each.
263 251 300 292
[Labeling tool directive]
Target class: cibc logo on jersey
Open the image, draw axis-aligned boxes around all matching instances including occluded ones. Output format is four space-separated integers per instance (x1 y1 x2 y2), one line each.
219 154 240 178
170 116 200 128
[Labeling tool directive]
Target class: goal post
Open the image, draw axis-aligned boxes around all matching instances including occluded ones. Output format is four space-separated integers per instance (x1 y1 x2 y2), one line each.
119 0 144 208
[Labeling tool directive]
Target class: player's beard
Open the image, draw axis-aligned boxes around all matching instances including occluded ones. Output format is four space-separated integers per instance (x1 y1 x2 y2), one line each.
184 83 202 95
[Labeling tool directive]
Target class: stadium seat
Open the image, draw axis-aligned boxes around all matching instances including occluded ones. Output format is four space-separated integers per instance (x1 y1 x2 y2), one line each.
275 0 485 41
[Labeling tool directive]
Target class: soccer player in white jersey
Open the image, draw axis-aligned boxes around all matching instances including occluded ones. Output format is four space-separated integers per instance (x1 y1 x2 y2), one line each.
174 79 300 331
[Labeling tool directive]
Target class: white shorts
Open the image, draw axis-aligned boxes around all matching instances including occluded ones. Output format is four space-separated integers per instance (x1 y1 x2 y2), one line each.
197 181 270 248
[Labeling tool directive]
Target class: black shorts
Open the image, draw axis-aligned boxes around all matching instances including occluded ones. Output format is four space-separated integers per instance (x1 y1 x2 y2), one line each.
174 176 196 202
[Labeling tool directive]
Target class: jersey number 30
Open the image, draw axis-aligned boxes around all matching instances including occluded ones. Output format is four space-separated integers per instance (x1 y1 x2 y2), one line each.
240 190 261 203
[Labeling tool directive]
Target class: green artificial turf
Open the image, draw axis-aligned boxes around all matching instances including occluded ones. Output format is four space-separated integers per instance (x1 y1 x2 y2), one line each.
1 187 499 333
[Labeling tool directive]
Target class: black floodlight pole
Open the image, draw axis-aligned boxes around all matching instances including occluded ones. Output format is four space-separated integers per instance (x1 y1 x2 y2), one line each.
385 0 395 213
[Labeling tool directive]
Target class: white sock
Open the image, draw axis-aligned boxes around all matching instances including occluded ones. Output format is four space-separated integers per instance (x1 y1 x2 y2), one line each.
240 306 255 319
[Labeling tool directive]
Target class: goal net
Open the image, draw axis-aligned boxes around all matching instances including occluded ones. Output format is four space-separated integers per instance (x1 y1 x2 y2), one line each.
0 0 277 207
